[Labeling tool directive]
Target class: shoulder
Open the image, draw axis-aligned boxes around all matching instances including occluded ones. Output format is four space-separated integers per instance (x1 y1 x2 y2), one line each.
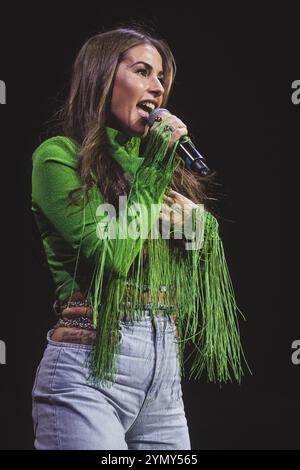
32 135 80 170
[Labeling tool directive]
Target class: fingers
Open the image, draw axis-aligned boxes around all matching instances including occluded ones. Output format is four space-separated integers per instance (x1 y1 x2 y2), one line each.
163 194 175 204
169 127 188 147
164 189 185 206
150 111 188 147
163 113 187 130
164 189 199 210
167 189 180 197
160 113 187 134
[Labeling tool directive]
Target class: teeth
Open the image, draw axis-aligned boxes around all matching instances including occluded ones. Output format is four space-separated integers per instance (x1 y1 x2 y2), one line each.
138 101 156 112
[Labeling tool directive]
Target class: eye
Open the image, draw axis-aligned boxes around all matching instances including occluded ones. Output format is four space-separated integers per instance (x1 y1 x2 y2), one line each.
136 68 149 77
135 68 165 87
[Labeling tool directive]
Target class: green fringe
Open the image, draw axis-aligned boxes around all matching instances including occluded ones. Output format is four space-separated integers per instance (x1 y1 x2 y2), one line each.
77 125 247 386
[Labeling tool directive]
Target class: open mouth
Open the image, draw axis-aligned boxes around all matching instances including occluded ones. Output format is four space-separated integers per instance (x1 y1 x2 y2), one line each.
137 101 156 119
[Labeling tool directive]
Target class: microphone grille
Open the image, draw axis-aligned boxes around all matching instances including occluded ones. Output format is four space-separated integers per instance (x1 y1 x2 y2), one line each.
148 108 169 126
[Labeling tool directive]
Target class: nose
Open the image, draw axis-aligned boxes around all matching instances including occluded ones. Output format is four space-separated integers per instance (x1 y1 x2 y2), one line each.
149 75 164 98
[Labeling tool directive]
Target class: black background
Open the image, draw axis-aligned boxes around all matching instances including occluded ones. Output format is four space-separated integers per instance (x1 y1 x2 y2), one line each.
0 2 299 450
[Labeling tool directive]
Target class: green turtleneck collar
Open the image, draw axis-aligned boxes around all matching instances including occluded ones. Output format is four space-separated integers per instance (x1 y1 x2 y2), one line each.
106 126 144 174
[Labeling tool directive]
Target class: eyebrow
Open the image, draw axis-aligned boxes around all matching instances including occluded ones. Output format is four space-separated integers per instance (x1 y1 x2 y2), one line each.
130 61 164 77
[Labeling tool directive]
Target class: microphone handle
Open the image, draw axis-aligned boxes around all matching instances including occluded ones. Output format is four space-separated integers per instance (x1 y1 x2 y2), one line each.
148 107 212 176
178 141 211 176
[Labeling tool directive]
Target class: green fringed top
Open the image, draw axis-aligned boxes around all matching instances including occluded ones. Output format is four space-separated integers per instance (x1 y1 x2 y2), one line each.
32 125 246 386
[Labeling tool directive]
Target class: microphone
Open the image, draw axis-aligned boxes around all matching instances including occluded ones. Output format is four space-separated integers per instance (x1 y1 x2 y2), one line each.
148 108 211 176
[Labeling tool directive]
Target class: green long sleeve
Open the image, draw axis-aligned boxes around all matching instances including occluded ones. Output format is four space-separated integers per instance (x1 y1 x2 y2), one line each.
31 126 178 301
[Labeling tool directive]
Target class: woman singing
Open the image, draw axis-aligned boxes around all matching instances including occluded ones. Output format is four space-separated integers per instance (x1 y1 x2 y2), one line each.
31 26 245 450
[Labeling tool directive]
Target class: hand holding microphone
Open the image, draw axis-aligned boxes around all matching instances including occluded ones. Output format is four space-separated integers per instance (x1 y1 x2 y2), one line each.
149 108 188 147
148 108 211 176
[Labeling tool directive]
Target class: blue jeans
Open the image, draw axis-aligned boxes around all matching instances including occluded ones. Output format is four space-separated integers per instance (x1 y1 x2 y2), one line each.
32 311 191 450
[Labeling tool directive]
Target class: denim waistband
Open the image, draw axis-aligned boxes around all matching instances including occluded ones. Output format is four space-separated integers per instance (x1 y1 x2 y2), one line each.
119 308 176 324
47 310 176 349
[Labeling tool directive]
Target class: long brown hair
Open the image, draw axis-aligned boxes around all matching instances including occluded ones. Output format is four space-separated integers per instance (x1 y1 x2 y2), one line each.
49 26 218 214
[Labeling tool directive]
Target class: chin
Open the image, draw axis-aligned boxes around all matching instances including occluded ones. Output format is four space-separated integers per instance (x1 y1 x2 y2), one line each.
128 123 149 138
